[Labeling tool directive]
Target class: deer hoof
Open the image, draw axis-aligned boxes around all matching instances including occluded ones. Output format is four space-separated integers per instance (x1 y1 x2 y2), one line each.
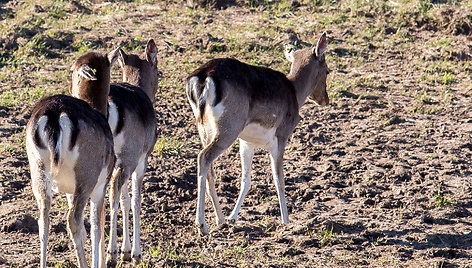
106 258 117 268
196 223 209 235
106 251 118 267
121 251 132 262
132 254 142 265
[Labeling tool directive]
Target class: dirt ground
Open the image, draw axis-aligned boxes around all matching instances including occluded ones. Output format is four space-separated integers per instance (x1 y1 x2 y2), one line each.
0 0 472 267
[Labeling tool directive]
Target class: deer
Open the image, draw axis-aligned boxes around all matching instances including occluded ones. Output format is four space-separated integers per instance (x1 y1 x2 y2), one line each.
186 32 329 235
25 48 120 268
105 39 159 266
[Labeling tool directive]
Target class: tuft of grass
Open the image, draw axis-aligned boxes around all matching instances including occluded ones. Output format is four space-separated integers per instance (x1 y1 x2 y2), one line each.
319 225 335 247
154 136 184 157
433 184 450 208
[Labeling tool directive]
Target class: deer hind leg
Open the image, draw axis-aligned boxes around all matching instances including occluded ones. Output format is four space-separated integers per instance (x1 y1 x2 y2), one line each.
107 165 131 267
196 132 240 235
89 166 109 268
120 176 132 262
268 138 289 224
31 161 51 268
130 155 147 264
228 139 255 223
206 164 225 226
67 193 86 248
90 191 106 268
67 192 89 268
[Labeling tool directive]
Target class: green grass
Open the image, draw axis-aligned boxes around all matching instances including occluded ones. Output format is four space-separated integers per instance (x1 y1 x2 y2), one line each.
154 136 185 157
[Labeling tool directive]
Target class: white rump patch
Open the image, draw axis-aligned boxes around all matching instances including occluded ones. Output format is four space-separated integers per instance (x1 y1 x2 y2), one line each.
239 123 276 148
51 114 79 194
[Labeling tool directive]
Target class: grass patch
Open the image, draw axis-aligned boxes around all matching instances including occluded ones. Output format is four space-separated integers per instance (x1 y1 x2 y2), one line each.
154 136 184 157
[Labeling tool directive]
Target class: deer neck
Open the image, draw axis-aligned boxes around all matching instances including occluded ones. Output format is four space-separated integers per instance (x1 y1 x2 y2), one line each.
80 80 110 117
139 79 156 102
123 74 156 102
287 66 315 110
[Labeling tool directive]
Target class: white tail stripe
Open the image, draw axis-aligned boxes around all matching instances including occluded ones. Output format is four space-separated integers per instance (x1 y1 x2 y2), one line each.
187 76 199 119
108 102 119 134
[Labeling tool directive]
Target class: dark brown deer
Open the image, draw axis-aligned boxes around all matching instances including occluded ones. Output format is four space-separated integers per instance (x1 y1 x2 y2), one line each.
26 48 120 267
186 32 329 235
105 39 159 266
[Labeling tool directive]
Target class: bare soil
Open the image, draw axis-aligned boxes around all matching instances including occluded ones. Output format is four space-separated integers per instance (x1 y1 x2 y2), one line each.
0 0 472 267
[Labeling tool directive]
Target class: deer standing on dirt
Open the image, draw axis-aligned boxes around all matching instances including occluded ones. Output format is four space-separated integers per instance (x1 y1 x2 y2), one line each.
105 39 159 266
26 48 120 268
186 32 329 235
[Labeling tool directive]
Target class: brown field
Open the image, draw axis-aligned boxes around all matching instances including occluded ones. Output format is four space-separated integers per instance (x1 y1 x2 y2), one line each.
1 0 472 267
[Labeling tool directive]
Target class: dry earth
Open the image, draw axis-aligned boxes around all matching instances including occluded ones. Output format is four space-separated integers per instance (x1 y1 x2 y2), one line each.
0 0 472 267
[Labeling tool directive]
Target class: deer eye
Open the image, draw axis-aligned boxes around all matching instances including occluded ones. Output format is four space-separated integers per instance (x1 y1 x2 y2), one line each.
327 68 331 74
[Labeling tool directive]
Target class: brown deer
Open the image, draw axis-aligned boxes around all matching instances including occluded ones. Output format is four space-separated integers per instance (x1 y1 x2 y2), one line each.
26 48 120 267
105 39 159 266
186 32 329 235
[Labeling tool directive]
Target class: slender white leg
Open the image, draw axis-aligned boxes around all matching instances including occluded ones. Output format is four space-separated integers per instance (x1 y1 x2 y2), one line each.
130 158 146 263
99 201 106 268
31 164 50 268
90 200 101 268
195 128 241 235
67 196 88 268
196 151 210 235
229 139 255 223
206 164 225 226
120 179 132 261
268 139 289 224
107 167 127 267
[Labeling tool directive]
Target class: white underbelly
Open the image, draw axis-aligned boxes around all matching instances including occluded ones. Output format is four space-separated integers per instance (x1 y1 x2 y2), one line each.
238 123 276 148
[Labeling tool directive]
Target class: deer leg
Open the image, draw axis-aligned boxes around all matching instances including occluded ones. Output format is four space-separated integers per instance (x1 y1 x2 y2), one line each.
130 157 146 264
268 139 289 224
90 183 106 268
106 166 129 267
196 138 236 235
206 163 225 226
67 193 89 268
120 178 131 262
67 193 86 247
31 162 50 268
228 139 254 223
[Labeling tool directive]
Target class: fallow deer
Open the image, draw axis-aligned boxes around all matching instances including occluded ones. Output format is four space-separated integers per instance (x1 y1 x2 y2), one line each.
105 39 159 266
186 32 329 235
26 48 120 267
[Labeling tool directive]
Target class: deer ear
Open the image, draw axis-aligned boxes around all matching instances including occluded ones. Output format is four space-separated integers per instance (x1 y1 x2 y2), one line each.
146 39 158 67
284 44 295 63
108 46 121 67
118 48 127 68
313 31 327 58
77 65 97 81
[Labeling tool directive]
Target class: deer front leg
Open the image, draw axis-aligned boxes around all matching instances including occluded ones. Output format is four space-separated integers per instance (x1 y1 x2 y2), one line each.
268 139 289 224
229 139 254 223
